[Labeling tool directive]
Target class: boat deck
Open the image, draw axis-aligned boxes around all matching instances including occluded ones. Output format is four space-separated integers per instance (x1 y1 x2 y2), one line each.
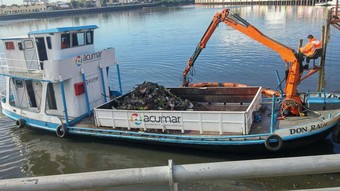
249 103 273 134
75 114 96 128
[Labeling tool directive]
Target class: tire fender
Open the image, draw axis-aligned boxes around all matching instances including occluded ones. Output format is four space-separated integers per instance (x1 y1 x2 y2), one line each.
15 118 25 128
265 134 283 152
56 124 67 138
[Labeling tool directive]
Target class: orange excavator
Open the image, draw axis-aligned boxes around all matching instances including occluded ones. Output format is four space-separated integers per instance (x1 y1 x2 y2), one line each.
182 9 319 116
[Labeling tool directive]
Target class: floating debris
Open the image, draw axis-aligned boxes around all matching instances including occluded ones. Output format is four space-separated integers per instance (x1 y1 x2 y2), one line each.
116 82 193 110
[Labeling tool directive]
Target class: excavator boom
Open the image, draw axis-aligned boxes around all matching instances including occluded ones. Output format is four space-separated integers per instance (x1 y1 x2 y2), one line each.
182 9 306 116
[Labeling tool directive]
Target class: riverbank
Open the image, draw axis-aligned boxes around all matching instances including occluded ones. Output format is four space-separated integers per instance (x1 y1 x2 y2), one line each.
0 3 160 21
195 0 322 6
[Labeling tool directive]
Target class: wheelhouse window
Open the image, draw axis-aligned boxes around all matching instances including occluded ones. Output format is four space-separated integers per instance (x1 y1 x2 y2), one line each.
61 33 70 49
46 37 52 49
61 31 93 49
23 40 34 49
86 31 94 45
72 32 85 47
13 79 23 88
5 42 15 50
18 42 23 50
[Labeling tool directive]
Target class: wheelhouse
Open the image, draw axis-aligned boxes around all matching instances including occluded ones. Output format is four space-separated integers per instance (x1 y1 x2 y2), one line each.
0 25 118 128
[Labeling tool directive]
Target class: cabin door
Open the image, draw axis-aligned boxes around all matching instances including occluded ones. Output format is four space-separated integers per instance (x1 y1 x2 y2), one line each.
35 37 48 70
22 39 39 70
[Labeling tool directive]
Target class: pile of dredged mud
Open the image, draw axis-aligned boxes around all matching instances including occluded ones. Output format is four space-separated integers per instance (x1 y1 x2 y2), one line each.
116 82 193 110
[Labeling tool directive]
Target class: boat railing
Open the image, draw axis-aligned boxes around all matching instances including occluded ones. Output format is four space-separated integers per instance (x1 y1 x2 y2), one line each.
0 53 44 80
2 155 340 191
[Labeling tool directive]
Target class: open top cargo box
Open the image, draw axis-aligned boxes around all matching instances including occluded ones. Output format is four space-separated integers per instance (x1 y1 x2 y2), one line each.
94 87 262 135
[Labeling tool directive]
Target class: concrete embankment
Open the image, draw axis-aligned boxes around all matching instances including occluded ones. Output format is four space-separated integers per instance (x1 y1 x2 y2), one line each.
195 0 321 5
0 3 159 21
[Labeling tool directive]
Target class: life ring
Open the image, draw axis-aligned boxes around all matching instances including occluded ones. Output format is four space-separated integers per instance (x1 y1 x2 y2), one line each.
332 125 340 143
264 134 283 151
56 124 67 138
15 118 25 128
188 82 248 87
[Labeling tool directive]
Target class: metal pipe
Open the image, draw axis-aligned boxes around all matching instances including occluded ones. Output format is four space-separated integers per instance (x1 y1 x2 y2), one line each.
99 64 107 102
116 64 122 95
58 75 69 125
270 94 276 133
2 154 340 191
81 68 91 116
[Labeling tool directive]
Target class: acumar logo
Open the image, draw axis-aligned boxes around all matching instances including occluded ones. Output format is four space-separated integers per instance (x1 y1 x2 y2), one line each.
129 113 181 126
75 52 103 66
75 56 82 66
129 113 143 125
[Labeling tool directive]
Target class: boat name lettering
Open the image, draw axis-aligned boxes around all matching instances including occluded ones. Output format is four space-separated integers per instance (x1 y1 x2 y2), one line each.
82 51 102 62
310 122 328 132
144 115 181 124
86 76 99 84
289 122 328 135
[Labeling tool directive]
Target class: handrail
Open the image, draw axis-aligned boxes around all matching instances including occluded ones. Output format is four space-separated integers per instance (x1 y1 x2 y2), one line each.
0 56 44 79
0 53 41 71
1 154 340 191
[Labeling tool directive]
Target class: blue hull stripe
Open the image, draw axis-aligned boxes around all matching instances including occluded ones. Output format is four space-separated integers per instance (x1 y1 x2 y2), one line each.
3 109 59 132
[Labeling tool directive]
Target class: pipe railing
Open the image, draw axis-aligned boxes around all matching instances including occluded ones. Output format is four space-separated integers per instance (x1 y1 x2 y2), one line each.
1 154 340 191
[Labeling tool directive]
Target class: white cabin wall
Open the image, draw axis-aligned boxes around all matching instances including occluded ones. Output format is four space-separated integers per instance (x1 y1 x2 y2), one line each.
58 45 96 60
64 78 88 118
54 74 108 118
85 72 104 109
3 40 29 71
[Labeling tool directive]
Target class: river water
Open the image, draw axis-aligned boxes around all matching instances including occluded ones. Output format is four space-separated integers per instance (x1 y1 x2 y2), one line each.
0 5 340 190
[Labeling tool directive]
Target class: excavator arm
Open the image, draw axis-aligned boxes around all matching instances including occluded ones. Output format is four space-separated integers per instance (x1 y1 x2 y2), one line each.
182 9 305 115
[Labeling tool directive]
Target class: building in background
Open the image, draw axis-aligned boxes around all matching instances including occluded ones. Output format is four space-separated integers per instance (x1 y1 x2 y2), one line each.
0 4 47 14
23 0 49 4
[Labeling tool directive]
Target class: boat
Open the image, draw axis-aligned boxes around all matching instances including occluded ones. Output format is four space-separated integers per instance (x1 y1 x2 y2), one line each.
315 0 338 6
1 11 340 153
